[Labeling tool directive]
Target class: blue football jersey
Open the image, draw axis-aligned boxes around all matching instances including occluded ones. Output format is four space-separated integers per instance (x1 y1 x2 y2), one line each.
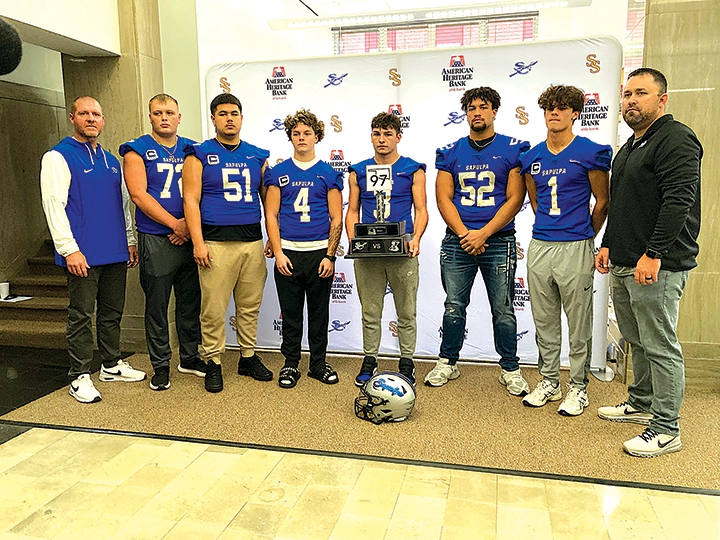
265 159 343 242
183 139 269 226
436 134 530 232
348 156 426 235
520 136 612 241
119 134 196 235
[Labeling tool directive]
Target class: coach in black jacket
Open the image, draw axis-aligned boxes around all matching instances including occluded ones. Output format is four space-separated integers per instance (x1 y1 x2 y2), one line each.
595 68 702 458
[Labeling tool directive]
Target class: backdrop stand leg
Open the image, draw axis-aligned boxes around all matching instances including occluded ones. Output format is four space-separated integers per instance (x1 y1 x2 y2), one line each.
590 366 615 382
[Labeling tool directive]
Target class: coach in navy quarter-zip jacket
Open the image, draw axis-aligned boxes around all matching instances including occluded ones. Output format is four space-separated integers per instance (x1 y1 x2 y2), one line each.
41 96 147 405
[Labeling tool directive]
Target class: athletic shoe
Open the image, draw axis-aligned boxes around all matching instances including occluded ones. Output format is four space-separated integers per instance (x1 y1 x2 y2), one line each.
99 360 147 382
623 428 682 457
557 385 589 416
498 368 530 396
597 401 652 425
237 353 273 381
424 358 460 387
205 360 223 393
355 356 377 388
149 366 170 391
398 357 416 385
69 374 102 403
522 379 562 407
178 357 206 378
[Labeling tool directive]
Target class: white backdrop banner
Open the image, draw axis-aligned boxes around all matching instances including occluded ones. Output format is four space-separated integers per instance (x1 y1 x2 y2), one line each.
204 37 622 367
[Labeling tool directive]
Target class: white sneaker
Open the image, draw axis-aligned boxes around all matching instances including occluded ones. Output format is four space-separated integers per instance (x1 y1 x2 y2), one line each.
69 374 102 403
424 358 460 387
99 360 147 382
557 385 589 416
498 368 530 396
522 379 562 407
623 428 682 458
597 401 652 425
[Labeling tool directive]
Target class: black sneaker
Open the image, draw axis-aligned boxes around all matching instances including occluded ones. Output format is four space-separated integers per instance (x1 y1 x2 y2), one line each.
149 366 170 391
398 357 416 385
178 357 206 378
355 356 377 388
205 360 223 393
237 353 273 381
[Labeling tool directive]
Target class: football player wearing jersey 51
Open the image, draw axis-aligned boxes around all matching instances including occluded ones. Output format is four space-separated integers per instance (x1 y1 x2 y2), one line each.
520 85 611 416
120 94 204 392
427 87 531 396
264 110 344 389
346 112 428 386
183 93 274 393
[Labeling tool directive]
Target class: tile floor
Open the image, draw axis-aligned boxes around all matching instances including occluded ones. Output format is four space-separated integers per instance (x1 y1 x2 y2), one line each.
0 427 717 540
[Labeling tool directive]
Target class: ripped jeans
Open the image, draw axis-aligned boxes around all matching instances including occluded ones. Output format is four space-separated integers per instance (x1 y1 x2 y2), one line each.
438 232 520 370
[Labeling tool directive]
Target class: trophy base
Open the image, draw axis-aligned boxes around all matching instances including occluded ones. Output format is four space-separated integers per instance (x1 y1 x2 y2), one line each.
346 235 411 258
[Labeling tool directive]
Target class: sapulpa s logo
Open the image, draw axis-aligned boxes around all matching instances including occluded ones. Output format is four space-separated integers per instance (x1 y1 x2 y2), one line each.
269 118 284 132
329 149 351 175
580 93 609 131
444 111 466 127
513 277 530 310
331 272 354 303
329 319 351 332
442 55 474 91
388 104 410 130
266 66 293 99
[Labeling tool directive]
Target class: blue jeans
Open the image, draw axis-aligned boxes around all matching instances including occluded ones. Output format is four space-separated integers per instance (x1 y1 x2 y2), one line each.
439 232 519 370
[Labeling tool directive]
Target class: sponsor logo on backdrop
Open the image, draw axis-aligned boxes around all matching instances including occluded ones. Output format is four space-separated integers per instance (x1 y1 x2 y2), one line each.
388 68 402 86
580 93 609 131
515 106 529 125
385 284 393 296
329 149 351 175
389 321 398 338
586 54 601 74
269 119 284 132
519 200 531 213
266 66 293 99
388 104 411 130
329 319 351 332
438 326 468 341
516 241 525 261
444 111 466 126
335 244 346 257
325 73 348 87
442 55 474 91
331 272 354 303
330 114 343 133
219 77 231 93
517 329 529 341
276 158 284 165
513 277 530 310
273 313 283 336
509 60 538 77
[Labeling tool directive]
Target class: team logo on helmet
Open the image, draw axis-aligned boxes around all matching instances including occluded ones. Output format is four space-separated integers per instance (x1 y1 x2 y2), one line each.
355 371 416 424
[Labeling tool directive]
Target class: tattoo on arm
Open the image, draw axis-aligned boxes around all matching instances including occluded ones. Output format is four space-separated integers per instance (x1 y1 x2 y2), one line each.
327 223 343 255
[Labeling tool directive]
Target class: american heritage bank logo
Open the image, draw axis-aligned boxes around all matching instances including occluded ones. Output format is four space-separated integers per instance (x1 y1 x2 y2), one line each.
331 272 354 303
513 277 530 311
442 55 474 91
329 149 351 176
579 93 609 131
388 104 410 130
266 66 293 99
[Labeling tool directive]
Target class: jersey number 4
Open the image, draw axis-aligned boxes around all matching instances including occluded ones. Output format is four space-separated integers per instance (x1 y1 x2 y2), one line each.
222 168 253 202
458 171 496 207
157 163 183 199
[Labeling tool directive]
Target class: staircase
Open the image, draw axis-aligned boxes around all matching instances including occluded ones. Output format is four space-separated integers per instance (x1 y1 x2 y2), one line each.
0 240 68 349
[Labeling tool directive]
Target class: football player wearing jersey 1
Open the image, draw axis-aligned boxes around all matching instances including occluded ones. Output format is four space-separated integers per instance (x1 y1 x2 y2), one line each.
346 112 428 386
120 94 204 391
264 110 344 388
182 93 273 393
520 85 611 415
427 87 531 396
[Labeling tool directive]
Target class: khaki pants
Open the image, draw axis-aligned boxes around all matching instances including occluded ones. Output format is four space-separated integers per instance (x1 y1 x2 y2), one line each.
198 240 267 362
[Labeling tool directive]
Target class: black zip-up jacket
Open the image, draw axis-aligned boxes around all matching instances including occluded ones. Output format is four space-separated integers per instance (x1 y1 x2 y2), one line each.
602 114 702 271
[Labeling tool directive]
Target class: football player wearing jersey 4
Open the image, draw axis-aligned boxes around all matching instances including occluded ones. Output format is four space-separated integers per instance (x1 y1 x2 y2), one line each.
264 110 344 389
427 87 531 396
520 85 611 415
120 94 204 392
183 93 273 393
346 112 428 386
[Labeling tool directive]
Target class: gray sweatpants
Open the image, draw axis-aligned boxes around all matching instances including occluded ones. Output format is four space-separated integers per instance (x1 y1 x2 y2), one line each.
527 238 595 389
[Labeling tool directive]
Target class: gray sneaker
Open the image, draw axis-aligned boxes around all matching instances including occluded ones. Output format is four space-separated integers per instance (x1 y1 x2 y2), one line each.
499 368 530 396
623 428 682 458
424 358 460 387
597 401 652 425
522 379 562 407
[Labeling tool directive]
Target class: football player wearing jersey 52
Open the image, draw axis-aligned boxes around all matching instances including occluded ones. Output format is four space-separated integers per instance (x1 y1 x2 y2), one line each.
520 85 611 415
264 110 344 389
427 87 531 396
120 94 204 392
183 93 274 393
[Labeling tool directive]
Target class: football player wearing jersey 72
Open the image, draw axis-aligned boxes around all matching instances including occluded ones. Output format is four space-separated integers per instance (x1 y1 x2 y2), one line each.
183 93 274 393
120 94 204 392
520 85 611 416
427 87 531 396
264 110 344 389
